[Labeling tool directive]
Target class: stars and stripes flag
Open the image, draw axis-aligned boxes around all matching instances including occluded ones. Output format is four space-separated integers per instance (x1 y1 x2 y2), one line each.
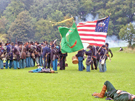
77 16 110 46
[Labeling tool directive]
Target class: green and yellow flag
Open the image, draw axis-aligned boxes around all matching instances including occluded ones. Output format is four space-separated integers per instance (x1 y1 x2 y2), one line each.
58 22 84 53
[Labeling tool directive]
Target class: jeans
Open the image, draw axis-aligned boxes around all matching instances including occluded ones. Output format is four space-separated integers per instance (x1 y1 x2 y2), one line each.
5 60 13 69
30 58 34 67
53 59 58 71
0 59 3 69
86 65 90 72
39 56 43 66
78 57 83 71
26 57 31 67
19 59 26 69
13 60 19 69
99 62 106 72
43 57 46 67
35 57 39 65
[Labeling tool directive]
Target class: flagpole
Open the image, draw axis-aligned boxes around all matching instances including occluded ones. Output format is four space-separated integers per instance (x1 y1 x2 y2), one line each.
51 17 74 26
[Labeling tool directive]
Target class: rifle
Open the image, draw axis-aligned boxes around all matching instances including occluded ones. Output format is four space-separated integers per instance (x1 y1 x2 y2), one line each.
15 38 17 43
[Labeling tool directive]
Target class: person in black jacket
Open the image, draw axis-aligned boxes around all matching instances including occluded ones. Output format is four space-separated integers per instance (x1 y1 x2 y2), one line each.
42 43 51 68
59 46 67 70
76 49 84 71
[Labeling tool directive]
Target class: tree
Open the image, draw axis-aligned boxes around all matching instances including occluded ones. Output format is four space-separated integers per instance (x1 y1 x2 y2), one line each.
0 16 9 34
119 23 135 46
35 18 54 42
3 0 25 23
0 0 11 17
8 11 34 42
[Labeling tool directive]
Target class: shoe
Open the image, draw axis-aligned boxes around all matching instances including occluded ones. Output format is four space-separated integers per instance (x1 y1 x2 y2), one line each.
29 71 33 73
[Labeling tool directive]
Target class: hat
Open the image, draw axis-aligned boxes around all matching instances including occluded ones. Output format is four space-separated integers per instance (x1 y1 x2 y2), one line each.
102 45 106 48
105 43 109 46
51 44 54 48
87 45 92 49
41 43 43 45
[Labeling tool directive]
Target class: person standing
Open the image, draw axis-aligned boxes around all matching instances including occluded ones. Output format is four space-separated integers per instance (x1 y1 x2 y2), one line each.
99 45 107 72
13 43 20 69
39 43 44 66
76 50 84 71
85 46 93 72
42 43 51 68
30 42 35 67
105 43 113 71
19 42 26 69
51 44 59 71
59 47 67 70
5 42 13 69
26 42 31 67
34 41 40 66
91 45 97 70
0 43 5 69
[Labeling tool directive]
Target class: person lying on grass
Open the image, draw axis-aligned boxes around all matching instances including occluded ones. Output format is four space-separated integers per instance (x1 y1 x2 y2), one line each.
92 81 135 101
29 66 55 73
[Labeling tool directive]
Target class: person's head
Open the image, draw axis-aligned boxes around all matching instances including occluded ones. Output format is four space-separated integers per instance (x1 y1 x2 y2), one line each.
51 70 55 73
132 95 135 101
50 41 53 45
105 43 109 47
87 45 92 50
15 43 18 46
11 42 14 46
7 41 10 45
51 44 54 49
102 45 106 49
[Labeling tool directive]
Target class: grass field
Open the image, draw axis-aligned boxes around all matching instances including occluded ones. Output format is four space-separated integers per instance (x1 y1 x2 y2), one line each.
0 47 135 101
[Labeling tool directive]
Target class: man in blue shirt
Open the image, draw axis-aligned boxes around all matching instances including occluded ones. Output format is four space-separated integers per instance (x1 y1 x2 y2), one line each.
42 42 51 68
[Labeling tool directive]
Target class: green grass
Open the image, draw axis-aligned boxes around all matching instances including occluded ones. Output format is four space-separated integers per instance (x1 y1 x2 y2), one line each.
0 47 135 101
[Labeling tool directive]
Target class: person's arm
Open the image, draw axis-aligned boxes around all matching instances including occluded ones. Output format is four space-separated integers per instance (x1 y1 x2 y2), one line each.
108 49 113 58
42 48 46 59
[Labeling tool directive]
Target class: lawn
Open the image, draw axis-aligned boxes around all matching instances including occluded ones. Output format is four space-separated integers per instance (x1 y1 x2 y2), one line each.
0 47 135 101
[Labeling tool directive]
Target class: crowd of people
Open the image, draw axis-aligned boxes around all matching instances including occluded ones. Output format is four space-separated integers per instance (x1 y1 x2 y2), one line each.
0 40 113 72
75 43 113 72
0 41 67 71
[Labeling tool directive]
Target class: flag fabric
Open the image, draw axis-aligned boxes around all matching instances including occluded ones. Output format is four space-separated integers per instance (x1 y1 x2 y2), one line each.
58 22 84 53
77 16 110 46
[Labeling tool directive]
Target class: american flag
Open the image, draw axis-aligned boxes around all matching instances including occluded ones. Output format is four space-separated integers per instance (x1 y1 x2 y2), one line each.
77 16 110 46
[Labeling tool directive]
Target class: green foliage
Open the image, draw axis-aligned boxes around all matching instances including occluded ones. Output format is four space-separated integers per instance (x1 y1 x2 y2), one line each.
35 18 61 42
0 48 135 101
0 0 11 17
3 0 25 23
0 16 9 34
0 0 134 42
8 11 34 42
119 23 135 46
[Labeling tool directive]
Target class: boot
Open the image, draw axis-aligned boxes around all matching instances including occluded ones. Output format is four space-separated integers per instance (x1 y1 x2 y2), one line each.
92 85 107 98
